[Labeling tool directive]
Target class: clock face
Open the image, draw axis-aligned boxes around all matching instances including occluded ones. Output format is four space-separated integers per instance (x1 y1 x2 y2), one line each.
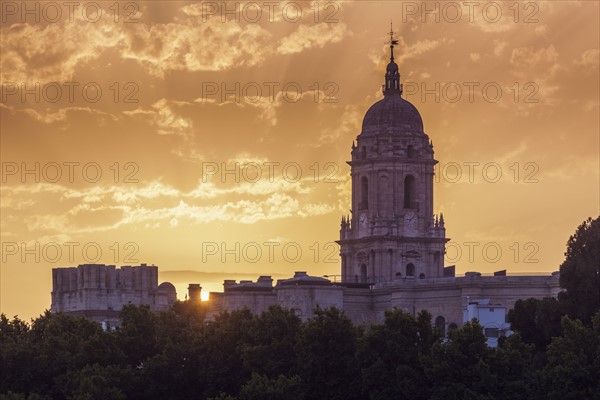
359 213 367 226
404 212 417 233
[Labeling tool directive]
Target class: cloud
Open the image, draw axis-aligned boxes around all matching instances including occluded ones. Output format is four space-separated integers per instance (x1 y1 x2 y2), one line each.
535 25 548 36
1 103 116 125
396 38 443 64
277 23 349 54
493 40 508 57
316 105 362 145
509 45 562 105
574 49 599 68
469 4 518 33
17 194 318 234
0 8 274 82
542 156 599 181
493 142 528 165
509 45 559 75
121 20 274 76
1 173 318 205
2 167 339 235
0 20 125 82
2 5 354 83
124 99 194 137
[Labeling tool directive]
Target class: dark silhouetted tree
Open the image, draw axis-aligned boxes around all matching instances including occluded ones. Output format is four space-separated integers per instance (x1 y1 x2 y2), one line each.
242 305 302 378
297 307 360 400
238 373 304 400
116 304 158 366
535 313 600 400
359 308 437 400
508 297 563 351
559 217 600 325
424 320 495 400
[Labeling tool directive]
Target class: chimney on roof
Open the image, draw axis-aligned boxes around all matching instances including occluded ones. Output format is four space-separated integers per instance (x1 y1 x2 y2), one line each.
188 283 202 302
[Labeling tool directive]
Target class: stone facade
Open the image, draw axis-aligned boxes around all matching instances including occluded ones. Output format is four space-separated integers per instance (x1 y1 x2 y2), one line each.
206 271 560 328
339 39 447 284
51 263 176 325
205 37 562 328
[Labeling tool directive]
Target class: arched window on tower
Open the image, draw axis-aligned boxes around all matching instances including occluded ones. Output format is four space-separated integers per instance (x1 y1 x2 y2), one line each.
361 146 367 160
360 264 367 282
360 176 369 210
403 175 416 209
378 175 390 214
435 316 446 336
406 263 415 277
407 145 415 158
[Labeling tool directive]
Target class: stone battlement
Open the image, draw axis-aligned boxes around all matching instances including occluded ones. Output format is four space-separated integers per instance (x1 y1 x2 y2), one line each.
51 263 177 325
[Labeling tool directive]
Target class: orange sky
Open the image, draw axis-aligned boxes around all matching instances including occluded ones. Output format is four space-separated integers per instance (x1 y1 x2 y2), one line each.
1 1 599 320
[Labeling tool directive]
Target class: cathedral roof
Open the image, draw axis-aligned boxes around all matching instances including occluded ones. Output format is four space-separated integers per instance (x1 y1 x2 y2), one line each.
361 95 424 136
279 271 331 286
360 25 424 137
157 282 176 293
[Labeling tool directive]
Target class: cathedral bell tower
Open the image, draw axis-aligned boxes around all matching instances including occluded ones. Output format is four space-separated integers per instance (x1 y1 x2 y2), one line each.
338 27 449 284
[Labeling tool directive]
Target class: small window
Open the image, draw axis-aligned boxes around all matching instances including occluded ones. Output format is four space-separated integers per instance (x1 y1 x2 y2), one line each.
404 175 416 209
419 273 425 279
484 328 499 338
435 316 446 336
406 263 415 277
489 308 494 312
360 177 369 210
360 264 367 280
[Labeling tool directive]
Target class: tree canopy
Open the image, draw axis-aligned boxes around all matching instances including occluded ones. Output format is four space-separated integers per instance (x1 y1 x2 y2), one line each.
559 217 600 325
1 304 599 400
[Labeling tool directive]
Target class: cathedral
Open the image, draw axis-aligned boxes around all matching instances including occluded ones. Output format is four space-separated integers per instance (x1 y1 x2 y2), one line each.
339 32 447 284
51 35 560 336
203 35 561 332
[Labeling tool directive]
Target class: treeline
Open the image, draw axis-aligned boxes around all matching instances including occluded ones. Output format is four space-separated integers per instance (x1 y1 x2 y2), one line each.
1 216 598 400
1 304 599 400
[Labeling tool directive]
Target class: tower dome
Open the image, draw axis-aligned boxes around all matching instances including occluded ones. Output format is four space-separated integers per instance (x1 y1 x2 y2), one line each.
360 27 424 137
361 95 424 136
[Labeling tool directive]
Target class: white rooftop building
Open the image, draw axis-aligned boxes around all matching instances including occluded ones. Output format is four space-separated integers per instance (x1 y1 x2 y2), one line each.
463 298 512 347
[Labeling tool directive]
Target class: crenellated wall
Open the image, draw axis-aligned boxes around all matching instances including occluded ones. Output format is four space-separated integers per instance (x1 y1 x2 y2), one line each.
51 263 176 325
